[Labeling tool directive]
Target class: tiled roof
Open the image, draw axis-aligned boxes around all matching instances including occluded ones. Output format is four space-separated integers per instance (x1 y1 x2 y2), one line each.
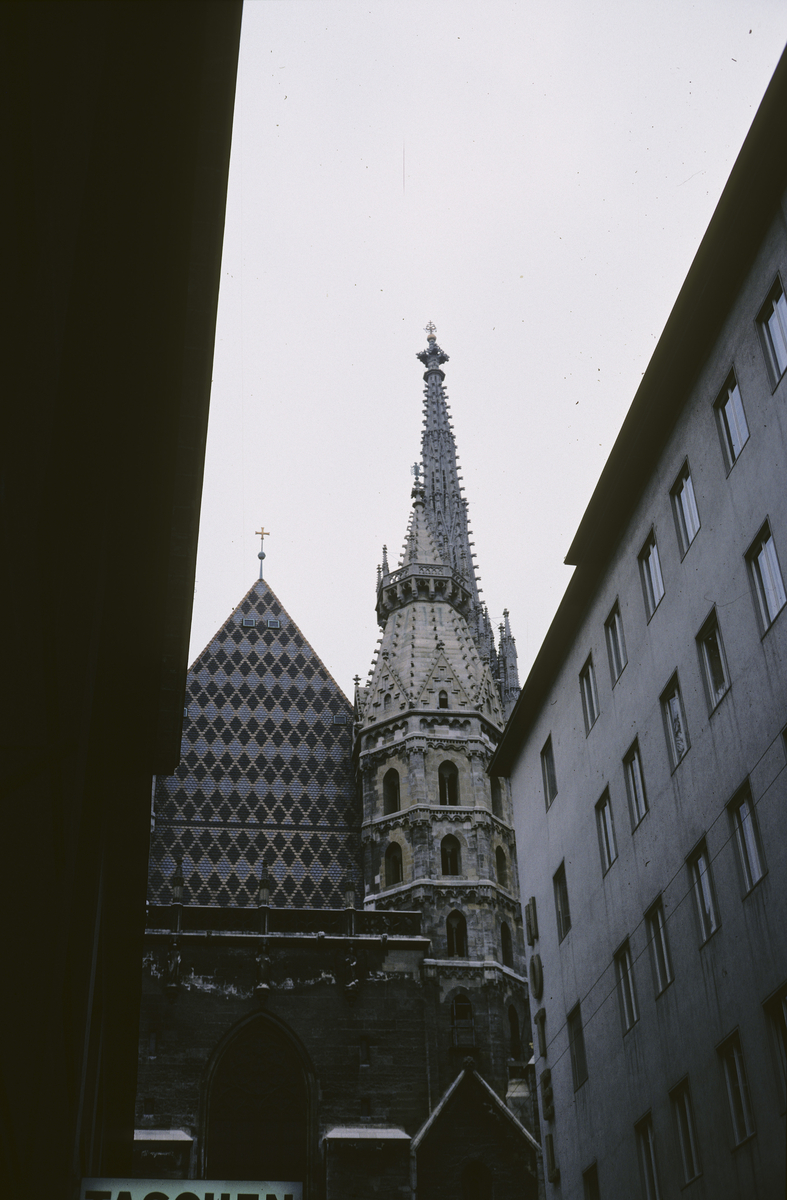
148 579 358 909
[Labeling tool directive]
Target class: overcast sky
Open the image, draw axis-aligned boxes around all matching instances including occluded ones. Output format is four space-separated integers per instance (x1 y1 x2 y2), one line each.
190 1 787 697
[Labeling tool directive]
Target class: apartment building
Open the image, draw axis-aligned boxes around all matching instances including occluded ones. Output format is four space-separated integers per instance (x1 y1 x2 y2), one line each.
491 52 787 1200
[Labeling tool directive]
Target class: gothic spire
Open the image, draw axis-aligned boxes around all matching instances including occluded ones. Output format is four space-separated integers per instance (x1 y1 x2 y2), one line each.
417 326 482 621
497 608 520 721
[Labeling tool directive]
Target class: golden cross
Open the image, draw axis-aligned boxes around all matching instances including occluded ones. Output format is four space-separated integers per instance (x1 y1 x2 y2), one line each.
256 526 270 580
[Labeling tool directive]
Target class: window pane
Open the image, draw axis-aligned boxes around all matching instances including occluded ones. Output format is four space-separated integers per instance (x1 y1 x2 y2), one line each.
703 627 726 700
647 900 672 994
641 537 665 616
582 1164 600 1200
596 791 617 873
649 543 664 603
690 846 718 941
671 1082 700 1182
764 986 787 1104
554 863 571 941
673 466 701 553
679 474 699 544
541 737 557 807
767 291 787 375
731 791 764 891
625 743 648 827
606 605 627 682
719 1033 755 1144
635 1115 661 1200
580 658 599 732
616 943 638 1031
723 383 749 461
697 614 729 710
568 1006 588 1089
757 536 786 622
663 680 689 766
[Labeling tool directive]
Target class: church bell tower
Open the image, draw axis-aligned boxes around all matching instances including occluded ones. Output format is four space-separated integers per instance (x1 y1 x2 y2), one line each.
354 327 529 1106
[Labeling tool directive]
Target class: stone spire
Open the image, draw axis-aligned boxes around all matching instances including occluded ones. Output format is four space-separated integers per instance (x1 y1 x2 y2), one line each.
416 325 520 717
417 327 481 618
497 608 520 721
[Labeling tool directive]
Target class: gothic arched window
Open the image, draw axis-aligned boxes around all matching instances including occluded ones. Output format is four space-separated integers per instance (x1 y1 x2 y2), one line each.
438 689 449 709
495 846 508 889
441 834 461 876
383 693 392 711
447 910 468 957
383 767 400 814
438 760 459 806
384 843 403 887
451 994 474 1047
501 921 513 968
508 1005 522 1059
491 777 503 818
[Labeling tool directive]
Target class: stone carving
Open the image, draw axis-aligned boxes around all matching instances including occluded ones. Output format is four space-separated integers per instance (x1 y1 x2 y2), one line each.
255 941 272 1004
164 936 181 999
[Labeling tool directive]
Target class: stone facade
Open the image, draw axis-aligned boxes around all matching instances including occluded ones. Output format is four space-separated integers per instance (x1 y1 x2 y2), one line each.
134 332 539 1198
355 328 534 1160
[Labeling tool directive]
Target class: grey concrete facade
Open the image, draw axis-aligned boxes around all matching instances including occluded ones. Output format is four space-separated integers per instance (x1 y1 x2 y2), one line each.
492 56 787 1200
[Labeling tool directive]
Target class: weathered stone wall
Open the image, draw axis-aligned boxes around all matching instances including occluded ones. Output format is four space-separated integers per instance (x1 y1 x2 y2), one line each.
137 937 433 1159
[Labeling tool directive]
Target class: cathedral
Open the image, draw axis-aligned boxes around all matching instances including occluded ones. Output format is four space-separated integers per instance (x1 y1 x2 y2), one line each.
134 329 540 1199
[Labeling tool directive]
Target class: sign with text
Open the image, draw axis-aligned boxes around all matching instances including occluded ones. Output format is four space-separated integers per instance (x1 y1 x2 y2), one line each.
80 1182 302 1200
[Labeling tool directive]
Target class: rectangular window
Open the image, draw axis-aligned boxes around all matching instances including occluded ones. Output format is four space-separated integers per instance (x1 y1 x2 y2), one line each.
266 618 281 629
635 1114 661 1200
718 1032 755 1145
638 532 665 619
714 372 750 471
567 1004 588 1090
541 736 558 808
670 1079 701 1183
553 862 571 942
241 616 257 627
660 674 689 769
696 610 730 711
525 896 539 946
605 601 627 683
580 655 600 734
595 789 618 874
728 783 765 893
670 461 700 556
545 1133 560 1184
758 278 787 385
747 522 787 631
688 841 719 943
582 1163 600 1200
764 984 787 1106
614 941 639 1032
645 897 673 996
332 713 348 725
624 739 648 829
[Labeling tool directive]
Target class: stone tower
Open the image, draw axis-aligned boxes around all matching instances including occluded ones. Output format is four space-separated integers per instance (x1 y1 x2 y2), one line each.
355 327 530 1113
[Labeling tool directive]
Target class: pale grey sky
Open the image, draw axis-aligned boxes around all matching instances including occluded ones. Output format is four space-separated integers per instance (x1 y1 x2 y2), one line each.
191 1 787 696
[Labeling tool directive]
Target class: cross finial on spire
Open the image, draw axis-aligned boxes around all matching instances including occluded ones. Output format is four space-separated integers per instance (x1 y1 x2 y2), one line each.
255 526 270 580
411 462 421 484
424 321 437 338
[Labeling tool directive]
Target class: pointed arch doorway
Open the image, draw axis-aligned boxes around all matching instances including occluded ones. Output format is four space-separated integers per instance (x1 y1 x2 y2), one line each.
204 1012 315 1187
